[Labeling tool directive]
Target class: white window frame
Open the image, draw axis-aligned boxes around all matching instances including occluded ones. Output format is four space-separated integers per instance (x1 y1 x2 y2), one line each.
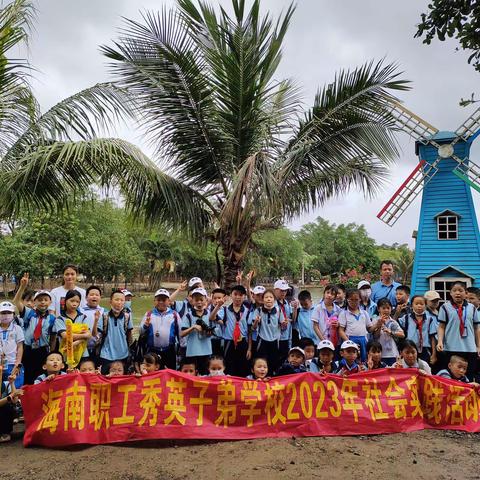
437 215 458 240
429 276 472 304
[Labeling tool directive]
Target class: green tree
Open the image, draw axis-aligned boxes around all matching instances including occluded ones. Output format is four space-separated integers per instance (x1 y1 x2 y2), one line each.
416 1 480 74
2 0 409 288
297 217 378 276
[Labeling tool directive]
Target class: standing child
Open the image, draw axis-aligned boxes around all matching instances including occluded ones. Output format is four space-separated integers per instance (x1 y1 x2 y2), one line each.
424 290 441 369
358 281 377 317
370 298 404 366
311 284 341 346
334 284 347 309
252 289 281 375
338 289 373 362
393 285 411 321
274 280 292 363
94 290 133 374
209 288 227 355
437 282 480 380
81 286 104 359
14 274 57 385
0 302 24 388
180 288 217 375
140 289 179 370
247 285 265 354
334 340 366 376
398 295 436 364
292 290 318 343
212 285 251 377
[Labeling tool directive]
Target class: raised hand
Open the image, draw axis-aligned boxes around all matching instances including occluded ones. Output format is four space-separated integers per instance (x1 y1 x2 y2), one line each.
20 272 29 287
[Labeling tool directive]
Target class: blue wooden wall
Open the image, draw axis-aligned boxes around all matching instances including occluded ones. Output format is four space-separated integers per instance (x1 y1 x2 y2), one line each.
411 132 480 294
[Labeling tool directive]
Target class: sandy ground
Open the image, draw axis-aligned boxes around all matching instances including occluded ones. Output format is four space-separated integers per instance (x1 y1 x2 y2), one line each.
1 427 479 480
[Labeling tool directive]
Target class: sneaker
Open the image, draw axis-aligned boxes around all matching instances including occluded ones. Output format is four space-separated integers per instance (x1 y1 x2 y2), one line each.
0 434 11 443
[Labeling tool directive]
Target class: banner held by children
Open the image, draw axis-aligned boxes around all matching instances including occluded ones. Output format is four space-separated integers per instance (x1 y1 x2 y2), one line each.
22 369 480 447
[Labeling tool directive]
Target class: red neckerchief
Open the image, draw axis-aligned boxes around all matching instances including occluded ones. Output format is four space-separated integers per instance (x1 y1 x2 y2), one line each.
278 301 288 331
413 314 423 352
232 308 242 348
454 302 465 336
33 312 46 342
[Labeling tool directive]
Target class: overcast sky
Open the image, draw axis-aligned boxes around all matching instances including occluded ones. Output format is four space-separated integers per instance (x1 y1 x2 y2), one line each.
23 0 480 247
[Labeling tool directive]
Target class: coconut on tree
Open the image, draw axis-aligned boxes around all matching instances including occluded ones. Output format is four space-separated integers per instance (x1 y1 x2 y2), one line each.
0 0 410 288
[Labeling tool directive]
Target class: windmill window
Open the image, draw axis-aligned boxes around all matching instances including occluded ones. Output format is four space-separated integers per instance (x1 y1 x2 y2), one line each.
437 215 458 240
430 277 472 304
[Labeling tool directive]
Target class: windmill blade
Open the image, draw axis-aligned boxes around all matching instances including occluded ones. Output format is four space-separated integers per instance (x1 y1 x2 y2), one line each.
389 101 440 145
377 159 439 226
453 106 480 144
452 154 480 194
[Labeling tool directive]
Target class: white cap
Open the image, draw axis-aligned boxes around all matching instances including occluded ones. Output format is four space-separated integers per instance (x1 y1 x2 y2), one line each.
252 285 266 295
341 340 360 351
317 339 335 351
188 277 203 288
288 346 305 357
34 290 52 300
274 279 289 290
357 280 371 289
0 301 15 313
191 287 208 297
154 289 170 298
424 290 441 301
121 289 134 297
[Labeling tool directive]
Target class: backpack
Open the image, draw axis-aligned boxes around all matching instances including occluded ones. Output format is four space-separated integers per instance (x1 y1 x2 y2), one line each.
23 310 56 336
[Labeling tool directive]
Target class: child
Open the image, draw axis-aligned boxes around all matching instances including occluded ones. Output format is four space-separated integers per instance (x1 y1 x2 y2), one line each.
209 288 227 355
366 340 387 370
437 355 478 385
358 280 377 317
140 289 180 370
437 282 480 380
393 285 411 320
311 284 341 346
55 290 91 366
0 376 23 443
0 301 24 388
334 340 365 376
78 359 97 373
425 290 441 316
14 274 58 385
466 287 480 310
252 289 281 375
121 289 134 314
424 290 440 368
247 357 270 381
212 285 251 377
338 289 373 362
398 295 435 364
309 339 335 373
334 284 347 309
140 353 162 374
181 288 218 375
179 357 198 376
247 285 265 354
207 355 226 376
34 352 66 383
275 347 307 376
292 290 318 343
299 337 316 371
94 290 133 374
107 360 125 377
393 339 431 374
81 285 104 359
274 280 292 363
371 298 404 366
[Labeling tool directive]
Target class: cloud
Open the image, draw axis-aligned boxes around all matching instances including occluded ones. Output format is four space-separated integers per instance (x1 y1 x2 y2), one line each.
27 0 480 247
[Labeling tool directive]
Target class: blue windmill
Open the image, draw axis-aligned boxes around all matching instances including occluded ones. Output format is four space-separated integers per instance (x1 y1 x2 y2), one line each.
377 103 480 301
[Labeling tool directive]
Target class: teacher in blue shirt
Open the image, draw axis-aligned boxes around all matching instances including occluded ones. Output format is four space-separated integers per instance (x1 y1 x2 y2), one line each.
371 260 401 308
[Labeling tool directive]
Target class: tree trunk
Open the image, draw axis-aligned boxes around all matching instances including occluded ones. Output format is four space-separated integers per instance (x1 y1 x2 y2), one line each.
220 233 252 290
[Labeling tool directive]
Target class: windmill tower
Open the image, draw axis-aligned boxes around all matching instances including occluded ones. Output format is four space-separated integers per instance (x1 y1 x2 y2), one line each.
377 104 480 301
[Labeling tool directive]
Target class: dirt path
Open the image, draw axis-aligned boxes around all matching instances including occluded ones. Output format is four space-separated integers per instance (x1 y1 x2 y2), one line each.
1 427 478 480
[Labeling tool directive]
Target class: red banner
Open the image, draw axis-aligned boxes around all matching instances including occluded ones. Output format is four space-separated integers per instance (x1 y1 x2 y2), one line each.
22 369 480 447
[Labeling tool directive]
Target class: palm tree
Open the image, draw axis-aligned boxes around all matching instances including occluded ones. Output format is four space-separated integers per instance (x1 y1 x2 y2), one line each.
1 0 410 288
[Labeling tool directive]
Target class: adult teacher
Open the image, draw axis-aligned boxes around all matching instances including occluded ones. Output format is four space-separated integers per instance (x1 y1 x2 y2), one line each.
49 264 86 317
370 260 401 308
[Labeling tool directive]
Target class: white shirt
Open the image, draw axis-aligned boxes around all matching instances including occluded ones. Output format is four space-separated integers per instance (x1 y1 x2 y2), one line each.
49 285 87 317
0 323 24 364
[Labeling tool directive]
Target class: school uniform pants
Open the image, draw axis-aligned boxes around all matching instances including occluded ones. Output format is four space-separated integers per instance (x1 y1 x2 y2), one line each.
148 345 176 370
211 338 223 356
279 340 290 364
0 404 14 435
349 336 367 363
257 339 280 375
224 339 249 377
22 345 49 385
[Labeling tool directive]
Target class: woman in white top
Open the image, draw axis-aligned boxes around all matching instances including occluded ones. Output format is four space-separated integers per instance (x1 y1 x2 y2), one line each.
49 264 86 317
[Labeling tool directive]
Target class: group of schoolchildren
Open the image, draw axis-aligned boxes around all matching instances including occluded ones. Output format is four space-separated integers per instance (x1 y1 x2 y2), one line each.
1 260 480 443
